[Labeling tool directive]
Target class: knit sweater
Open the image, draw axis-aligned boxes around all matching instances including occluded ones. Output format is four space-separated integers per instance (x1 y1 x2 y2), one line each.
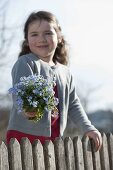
7 53 97 137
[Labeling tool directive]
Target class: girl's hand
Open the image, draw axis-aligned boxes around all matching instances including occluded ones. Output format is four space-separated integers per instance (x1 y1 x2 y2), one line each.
85 130 102 152
24 112 36 118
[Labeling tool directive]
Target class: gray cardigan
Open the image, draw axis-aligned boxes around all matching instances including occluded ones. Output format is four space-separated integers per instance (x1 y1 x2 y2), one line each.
7 53 97 136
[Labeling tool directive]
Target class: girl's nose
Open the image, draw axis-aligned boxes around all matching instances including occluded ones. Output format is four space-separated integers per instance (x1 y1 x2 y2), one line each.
38 34 47 42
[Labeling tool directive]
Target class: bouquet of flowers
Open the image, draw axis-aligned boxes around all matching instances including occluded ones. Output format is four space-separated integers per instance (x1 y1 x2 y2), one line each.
9 74 59 122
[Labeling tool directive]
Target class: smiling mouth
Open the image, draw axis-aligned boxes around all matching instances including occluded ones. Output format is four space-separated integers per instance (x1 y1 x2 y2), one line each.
37 45 48 48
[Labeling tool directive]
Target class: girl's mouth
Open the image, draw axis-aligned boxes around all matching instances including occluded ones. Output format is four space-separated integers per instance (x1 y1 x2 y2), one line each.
37 45 48 48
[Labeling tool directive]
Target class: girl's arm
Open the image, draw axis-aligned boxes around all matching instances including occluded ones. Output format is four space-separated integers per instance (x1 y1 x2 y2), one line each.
68 74 102 151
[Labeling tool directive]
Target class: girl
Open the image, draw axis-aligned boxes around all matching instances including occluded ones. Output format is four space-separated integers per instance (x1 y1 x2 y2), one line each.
7 11 102 151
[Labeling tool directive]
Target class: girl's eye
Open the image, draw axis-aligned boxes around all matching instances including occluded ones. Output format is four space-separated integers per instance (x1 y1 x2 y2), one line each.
31 34 38 37
45 32 54 35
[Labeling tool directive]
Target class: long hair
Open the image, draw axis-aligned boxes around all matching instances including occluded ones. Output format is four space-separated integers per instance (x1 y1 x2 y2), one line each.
19 11 69 65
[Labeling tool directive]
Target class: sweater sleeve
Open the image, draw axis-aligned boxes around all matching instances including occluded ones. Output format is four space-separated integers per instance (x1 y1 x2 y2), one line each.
68 74 97 135
11 57 35 110
12 57 34 85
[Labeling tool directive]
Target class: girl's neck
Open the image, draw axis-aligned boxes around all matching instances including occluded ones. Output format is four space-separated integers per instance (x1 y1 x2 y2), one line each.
40 57 55 66
32 52 56 66
48 61 55 66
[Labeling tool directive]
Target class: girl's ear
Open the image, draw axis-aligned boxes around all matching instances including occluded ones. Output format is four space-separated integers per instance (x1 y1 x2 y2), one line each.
58 38 62 43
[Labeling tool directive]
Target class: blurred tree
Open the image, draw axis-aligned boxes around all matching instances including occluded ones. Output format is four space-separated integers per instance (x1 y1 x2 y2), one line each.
76 79 102 113
0 0 20 67
0 0 21 142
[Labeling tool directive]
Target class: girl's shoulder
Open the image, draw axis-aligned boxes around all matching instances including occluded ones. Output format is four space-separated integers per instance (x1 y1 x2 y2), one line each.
13 53 39 68
55 63 73 83
16 53 39 63
13 53 30 66
56 62 71 74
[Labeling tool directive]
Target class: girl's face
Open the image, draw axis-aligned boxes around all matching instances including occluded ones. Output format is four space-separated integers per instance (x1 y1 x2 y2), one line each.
27 19 58 63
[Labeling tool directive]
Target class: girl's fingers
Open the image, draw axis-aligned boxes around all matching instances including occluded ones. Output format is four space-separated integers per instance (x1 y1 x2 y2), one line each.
93 135 101 151
24 112 36 118
85 130 102 152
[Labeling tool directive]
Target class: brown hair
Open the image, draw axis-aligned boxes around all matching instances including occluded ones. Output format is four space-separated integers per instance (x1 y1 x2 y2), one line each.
19 11 69 65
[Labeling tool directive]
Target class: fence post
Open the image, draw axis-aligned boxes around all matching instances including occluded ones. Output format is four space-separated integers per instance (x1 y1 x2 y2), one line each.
100 133 110 170
90 139 101 170
0 142 9 170
32 139 45 170
82 136 93 170
107 133 113 170
8 138 22 170
43 140 56 170
20 138 34 170
54 137 67 170
73 136 84 170
64 137 75 170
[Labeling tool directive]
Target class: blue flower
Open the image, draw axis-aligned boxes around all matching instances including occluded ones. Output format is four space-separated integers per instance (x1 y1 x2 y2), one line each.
8 74 59 122
33 89 39 94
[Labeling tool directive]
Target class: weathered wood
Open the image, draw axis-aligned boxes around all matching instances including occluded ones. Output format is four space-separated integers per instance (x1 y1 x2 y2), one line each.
54 137 67 170
8 138 22 170
32 140 45 170
64 137 75 170
20 138 34 170
107 133 113 170
90 139 101 170
73 136 84 170
0 142 9 170
43 140 56 170
0 134 113 170
82 136 93 170
100 133 110 170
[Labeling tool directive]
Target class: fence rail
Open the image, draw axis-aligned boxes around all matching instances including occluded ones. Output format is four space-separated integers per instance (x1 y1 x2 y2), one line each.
0 133 113 170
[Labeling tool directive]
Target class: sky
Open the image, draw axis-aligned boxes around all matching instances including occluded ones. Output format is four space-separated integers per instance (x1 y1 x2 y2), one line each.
0 0 113 111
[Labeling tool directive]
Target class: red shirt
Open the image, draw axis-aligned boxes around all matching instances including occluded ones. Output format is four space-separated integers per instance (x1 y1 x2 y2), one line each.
7 85 60 144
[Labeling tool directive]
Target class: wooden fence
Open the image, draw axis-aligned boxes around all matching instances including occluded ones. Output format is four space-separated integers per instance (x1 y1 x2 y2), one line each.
0 133 113 170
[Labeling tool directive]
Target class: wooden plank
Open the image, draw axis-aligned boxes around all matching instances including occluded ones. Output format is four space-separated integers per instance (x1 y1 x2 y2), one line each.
90 139 101 170
8 138 22 170
107 133 113 170
73 136 84 170
82 136 93 170
32 140 45 170
0 142 9 170
20 138 34 170
54 137 67 170
1 134 113 170
64 137 75 170
43 140 56 170
100 133 110 170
